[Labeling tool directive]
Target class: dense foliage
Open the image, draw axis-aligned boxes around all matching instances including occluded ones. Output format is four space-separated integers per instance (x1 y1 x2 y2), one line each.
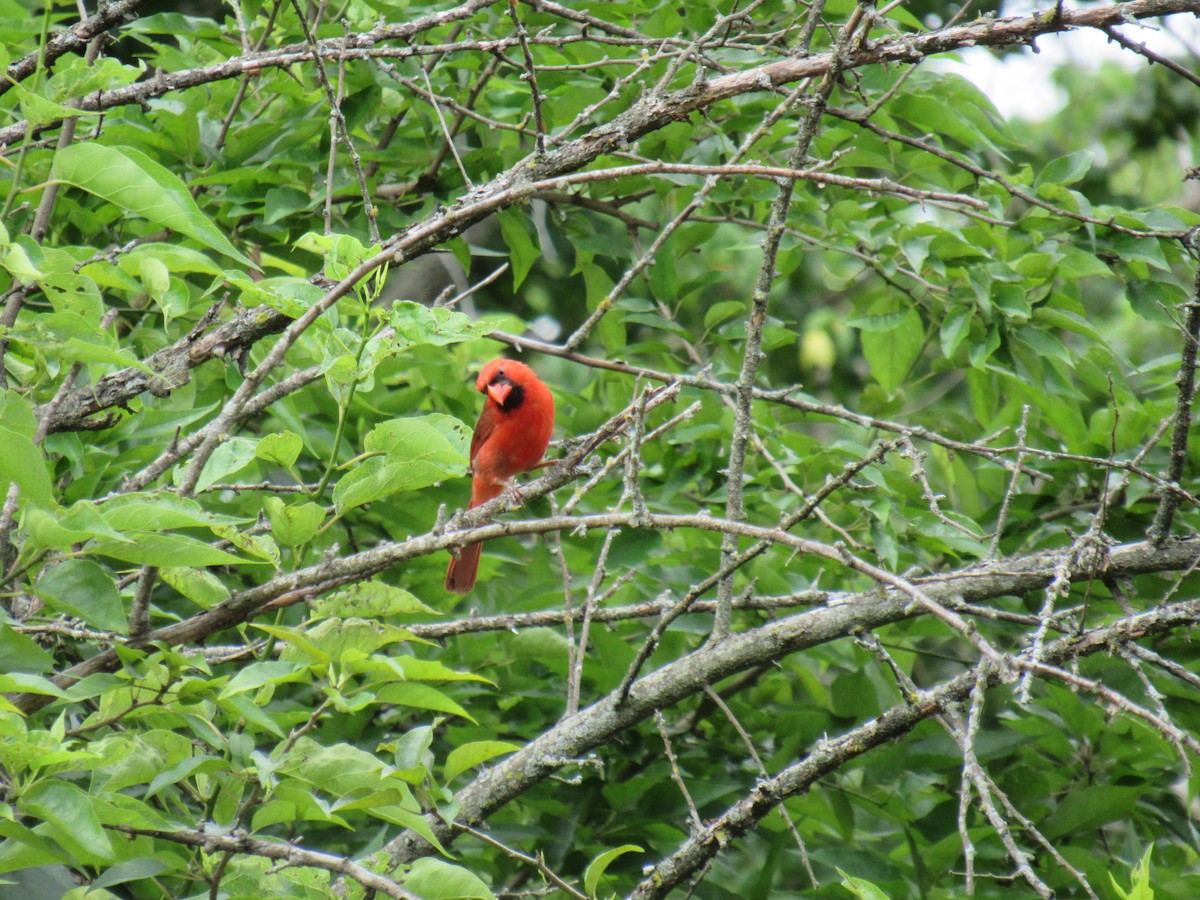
2 0 1200 897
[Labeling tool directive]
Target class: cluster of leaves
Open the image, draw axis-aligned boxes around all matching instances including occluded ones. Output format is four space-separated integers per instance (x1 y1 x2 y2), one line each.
1 0 1200 898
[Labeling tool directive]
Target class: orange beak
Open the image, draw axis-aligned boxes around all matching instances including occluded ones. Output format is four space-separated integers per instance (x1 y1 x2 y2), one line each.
487 382 512 406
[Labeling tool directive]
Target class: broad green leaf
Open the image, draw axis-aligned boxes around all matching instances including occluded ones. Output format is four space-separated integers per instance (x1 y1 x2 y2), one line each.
191 437 259 493
254 624 334 665
940 306 973 358
264 496 325 547
218 694 287 738
837 869 890 900
87 532 248 567
1043 785 1141 839
295 231 376 280
498 209 538 290
334 414 469 513
1036 150 1094 189
235 275 326 318
33 560 125 632
281 737 393 796
51 144 253 266
444 741 520 782
312 581 438 618
845 310 909 333
0 624 55 674
391 656 491 684
219 661 310 698
403 858 496 900
100 492 251 531
0 392 53 509
0 234 41 280
860 308 923 395
19 782 113 864
375 683 475 722
299 617 418 660
256 431 303 468
160 567 231 608
7 77 96 126
46 56 141 102
210 525 281 567
89 858 172 891
25 504 132 551
0 672 68 698
704 300 745 330
144 755 223 800
584 844 642 898
388 301 492 349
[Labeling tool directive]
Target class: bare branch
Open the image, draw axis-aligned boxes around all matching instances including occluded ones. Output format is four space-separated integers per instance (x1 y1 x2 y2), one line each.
108 825 420 900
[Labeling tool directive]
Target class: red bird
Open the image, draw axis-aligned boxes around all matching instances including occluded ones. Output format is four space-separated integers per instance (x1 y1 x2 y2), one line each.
445 357 555 594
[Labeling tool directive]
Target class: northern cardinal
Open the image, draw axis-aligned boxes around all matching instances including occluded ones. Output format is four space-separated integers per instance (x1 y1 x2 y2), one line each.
445 357 555 594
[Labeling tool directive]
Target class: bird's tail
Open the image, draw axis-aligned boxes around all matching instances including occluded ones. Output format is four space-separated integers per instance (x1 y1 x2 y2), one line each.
446 482 504 594
445 540 483 594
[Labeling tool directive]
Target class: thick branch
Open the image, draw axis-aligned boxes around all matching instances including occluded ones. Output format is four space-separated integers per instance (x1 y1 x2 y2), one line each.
38 302 290 434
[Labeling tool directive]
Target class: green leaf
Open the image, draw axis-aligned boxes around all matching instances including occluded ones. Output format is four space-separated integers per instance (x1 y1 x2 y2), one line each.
940 306 973 358
264 496 325 547
291 617 418 660
388 301 491 349
1036 150 1094 189
498 209 539 290
87 532 248 567
1043 785 1141 839
1110 846 1154 900
403 858 496 900
334 414 469 513
0 672 68 698
191 437 259 492
256 431 303 468
144 755 223 800
19 782 114 864
0 623 55 674
90 858 172 891
837 868 890 899
219 661 310 698
391 656 491 684
254 624 334 665
444 741 520 782
216 524 282 569
375 683 476 722
281 737 393 796
50 144 253 267
160 567 231 608
6 77 97 126
584 844 642 897
33 560 125 632
312 581 439 618
100 492 251 531
0 392 54 509
704 300 745 330
295 232 375 280
860 308 923 395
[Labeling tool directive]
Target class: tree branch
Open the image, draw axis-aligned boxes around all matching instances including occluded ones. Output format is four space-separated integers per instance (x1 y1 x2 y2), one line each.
108 825 420 900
